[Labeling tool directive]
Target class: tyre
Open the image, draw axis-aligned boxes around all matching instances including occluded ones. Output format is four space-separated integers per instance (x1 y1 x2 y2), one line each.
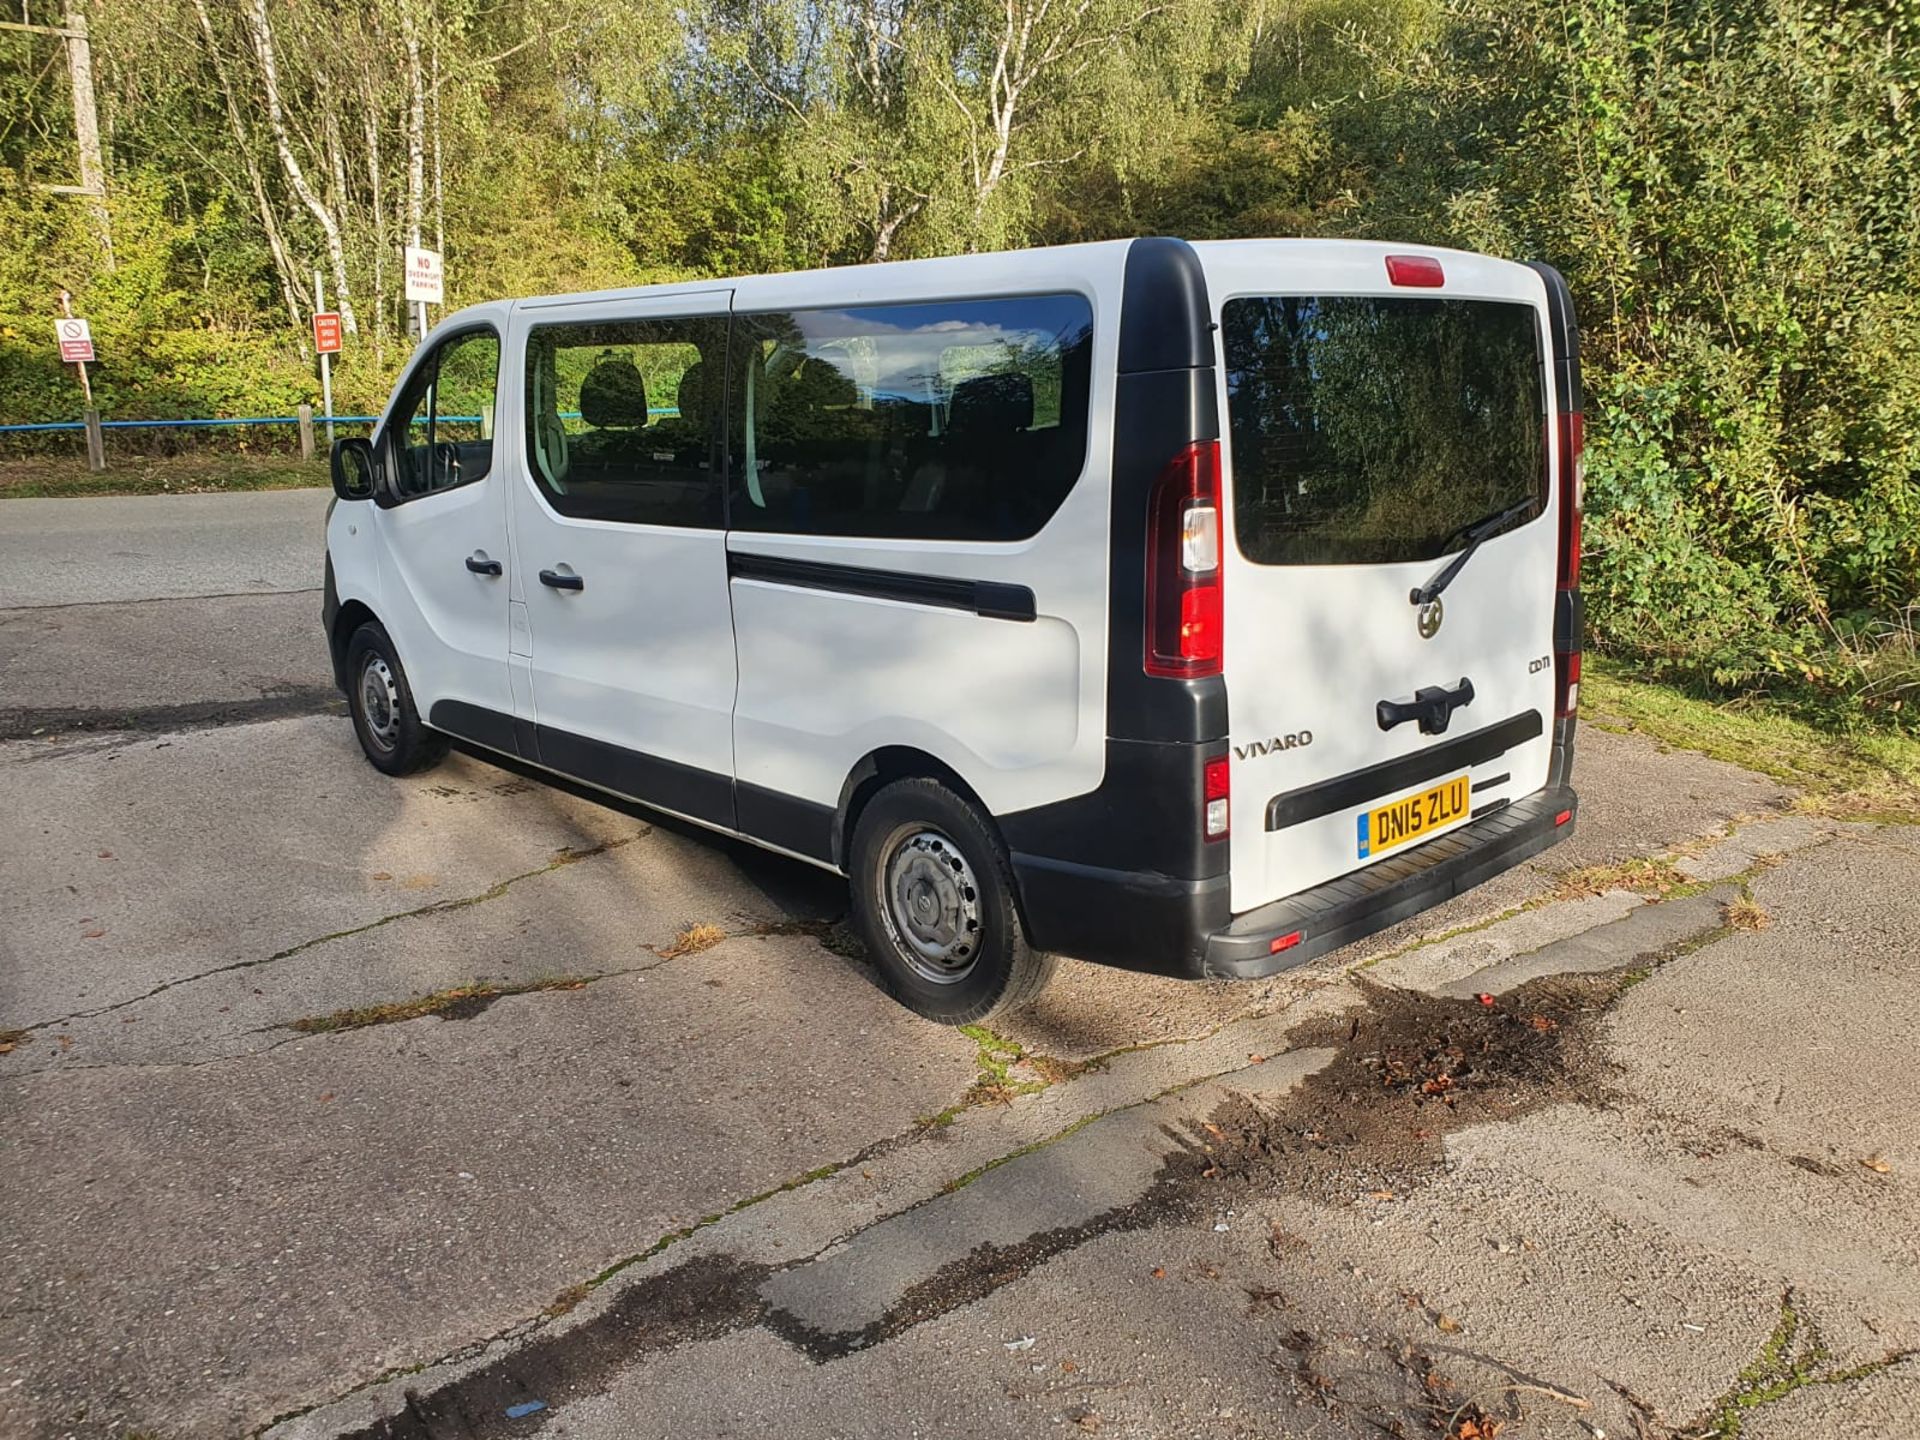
848 777 1056 1024
343 621 449 776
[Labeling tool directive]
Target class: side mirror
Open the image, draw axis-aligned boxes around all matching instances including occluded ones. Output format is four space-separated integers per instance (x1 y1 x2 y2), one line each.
331 437 379 502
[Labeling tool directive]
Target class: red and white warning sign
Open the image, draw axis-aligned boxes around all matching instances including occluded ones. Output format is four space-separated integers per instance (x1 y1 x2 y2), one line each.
312 311 343 354
55 316 94 364
403 246 444 305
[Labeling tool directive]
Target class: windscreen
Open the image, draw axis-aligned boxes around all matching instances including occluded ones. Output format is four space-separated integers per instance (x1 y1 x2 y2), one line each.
1222 296 1547 566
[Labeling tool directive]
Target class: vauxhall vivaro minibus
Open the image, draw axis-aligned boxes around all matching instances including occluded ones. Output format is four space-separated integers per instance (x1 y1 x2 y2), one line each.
323 237 1582 1022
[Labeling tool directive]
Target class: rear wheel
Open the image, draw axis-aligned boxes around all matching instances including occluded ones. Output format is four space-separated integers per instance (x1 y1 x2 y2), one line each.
344 621 448 776
848 778 1055 1024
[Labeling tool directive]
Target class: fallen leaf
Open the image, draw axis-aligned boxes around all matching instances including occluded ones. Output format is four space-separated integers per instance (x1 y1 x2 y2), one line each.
1060 1360 1078 1373
97 851 113 859
1151 1267 1166 1279
1247 1052 1268 1064
318 1092 335 1103
1526 1014 1559 1033
1436 1313 1464 1334
1202 1121 1226 1140
80 928 105 940
1073 1413 1102 1433
1368 1189 1396 1201
1862 1155 1893 1174
56 1035 72 1051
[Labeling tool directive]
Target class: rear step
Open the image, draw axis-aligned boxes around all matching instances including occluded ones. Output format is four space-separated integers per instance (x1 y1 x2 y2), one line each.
1204 787 1576 979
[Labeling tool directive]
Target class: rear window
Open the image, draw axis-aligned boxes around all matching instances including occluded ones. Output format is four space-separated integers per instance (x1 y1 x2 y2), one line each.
1222 296 1547 566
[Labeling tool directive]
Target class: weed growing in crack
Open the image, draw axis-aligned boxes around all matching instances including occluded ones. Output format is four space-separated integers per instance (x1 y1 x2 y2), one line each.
1679 1290 1916 1438
283 976 590 1033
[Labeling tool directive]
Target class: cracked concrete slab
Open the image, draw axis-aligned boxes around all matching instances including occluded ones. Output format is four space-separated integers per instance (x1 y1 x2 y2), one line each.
759 1048 1333 1345
0 936 983 1439
1431 883 1740 997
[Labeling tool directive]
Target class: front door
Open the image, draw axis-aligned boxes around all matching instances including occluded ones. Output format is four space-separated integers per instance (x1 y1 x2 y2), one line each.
505 291 740 827
372 322 516 742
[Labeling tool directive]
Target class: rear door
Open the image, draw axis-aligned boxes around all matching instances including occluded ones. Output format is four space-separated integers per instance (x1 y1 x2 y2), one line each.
1203 244 1561 913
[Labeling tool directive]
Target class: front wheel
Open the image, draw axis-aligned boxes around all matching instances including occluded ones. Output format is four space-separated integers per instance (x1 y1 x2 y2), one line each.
344 621 449 776
848 778 1056 1024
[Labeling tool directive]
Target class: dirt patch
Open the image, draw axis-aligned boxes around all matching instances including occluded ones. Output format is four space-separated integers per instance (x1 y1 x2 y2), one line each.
1198 973 1624 1206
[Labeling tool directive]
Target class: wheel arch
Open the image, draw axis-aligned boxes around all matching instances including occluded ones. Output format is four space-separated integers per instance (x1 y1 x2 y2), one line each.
833 747 996 872
328 597 380 693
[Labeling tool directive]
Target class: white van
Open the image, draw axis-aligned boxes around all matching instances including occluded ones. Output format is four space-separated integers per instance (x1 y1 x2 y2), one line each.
323 237 1583 1023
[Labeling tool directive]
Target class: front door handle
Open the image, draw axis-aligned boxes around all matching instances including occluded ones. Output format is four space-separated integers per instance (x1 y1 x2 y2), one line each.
1378 677 1474 736
539 568 584 591
465 554 503 577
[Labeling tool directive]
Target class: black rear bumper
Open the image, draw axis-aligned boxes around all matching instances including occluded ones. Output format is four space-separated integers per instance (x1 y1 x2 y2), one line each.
1200 786 1576 978
1011 785 1576 980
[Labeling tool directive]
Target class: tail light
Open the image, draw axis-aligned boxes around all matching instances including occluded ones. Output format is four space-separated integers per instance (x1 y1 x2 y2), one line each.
1144 440 1223 678
1203 755 1229 842
1554 410 1584 716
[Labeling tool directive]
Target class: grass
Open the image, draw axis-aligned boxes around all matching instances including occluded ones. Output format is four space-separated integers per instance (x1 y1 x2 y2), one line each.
1586 657 1920 823
0 450 327 498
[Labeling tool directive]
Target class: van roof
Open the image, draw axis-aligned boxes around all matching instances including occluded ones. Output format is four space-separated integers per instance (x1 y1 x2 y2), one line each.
429 236 1540 335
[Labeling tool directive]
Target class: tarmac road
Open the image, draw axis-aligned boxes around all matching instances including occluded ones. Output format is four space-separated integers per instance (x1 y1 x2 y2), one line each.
0 490 1915 1440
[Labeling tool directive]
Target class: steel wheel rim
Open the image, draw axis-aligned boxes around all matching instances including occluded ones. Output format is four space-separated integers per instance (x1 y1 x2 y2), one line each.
878 824 983 984
358 654 401 752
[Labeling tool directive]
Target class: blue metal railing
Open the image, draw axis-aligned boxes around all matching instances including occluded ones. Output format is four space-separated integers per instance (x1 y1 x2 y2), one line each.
0 408 678 435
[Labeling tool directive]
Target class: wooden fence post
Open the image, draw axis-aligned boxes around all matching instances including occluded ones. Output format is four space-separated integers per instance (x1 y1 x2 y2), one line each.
297 403 315 461
82 408 105 472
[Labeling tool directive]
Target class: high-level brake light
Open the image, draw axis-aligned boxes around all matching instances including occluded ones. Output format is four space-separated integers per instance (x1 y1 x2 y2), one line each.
1385 254 1445 288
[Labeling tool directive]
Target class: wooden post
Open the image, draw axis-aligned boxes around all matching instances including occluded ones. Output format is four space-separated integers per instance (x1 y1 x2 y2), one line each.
83 408 105 472
297 403 315 460
63 5 112 265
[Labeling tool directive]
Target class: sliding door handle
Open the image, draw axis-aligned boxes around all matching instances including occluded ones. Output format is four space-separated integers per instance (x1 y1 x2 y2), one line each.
465 554 503 577
539 568 584 591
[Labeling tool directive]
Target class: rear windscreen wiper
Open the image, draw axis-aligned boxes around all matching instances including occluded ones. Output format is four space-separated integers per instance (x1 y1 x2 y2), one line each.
1409 497 1542 607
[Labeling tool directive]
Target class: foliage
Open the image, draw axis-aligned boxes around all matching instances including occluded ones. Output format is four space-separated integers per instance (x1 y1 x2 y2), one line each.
0 0 1916 718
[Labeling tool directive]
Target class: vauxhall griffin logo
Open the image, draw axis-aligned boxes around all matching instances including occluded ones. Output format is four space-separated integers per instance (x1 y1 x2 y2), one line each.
1416 596 1445 640
1234 732 1313 761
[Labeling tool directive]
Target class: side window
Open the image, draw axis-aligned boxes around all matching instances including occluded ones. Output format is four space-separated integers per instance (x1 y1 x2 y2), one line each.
389 330 500 500
731 294 1093 542
523 316 727 527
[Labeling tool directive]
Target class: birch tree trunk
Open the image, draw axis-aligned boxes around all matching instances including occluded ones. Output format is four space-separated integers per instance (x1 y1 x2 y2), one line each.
243 0 359 332
188 0 305 333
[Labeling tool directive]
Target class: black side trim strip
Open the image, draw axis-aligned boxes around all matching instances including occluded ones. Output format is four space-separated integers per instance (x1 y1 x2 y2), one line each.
1471 772 1511 794
426 700 840 863
1265 711 1545 831
534 725 735 830
430 699 524 759
736 781 835 865
728 551 1036 623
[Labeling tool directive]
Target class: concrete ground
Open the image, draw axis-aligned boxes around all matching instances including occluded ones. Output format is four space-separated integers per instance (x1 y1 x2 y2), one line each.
0 492 1914 1440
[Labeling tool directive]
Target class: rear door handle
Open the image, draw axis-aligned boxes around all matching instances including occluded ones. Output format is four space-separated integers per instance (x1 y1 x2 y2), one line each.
1378 677 1474 736
539 568 584 591
465 554 503 577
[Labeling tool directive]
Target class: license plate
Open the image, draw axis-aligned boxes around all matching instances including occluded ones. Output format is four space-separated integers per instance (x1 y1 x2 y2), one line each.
1357 774 1471 859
